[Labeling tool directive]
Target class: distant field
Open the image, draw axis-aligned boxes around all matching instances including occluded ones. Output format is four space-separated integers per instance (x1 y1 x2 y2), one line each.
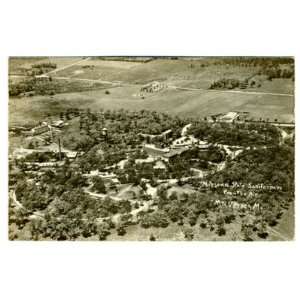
9 57 83 75
9 84 294 127
8 57 294 126
54 58 258 85
9 57 47 74
46 57 294 94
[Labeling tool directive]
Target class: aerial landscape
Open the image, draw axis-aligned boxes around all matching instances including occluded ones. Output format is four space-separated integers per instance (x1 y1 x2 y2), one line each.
8 56 295 241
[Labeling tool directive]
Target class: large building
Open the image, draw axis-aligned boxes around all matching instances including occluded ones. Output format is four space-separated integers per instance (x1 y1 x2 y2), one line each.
140 81 165 93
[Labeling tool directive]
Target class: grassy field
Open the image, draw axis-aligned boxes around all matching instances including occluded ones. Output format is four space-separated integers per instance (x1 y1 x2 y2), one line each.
51 58 294 94
54 58 259 85
9 83 294 127
9 57 294 126
9 57 83 73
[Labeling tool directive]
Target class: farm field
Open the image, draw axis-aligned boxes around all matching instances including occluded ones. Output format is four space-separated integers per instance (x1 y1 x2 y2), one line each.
9 56 294 127
9 57 83 73
52 58 294 94
9 84 294 127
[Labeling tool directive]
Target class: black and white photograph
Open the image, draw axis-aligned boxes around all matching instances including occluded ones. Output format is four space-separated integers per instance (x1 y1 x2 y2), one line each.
1 1 299 300
8 56 295 241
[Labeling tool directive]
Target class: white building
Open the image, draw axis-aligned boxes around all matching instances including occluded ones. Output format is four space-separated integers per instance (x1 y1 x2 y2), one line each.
217 112 239 123
140 81 165 93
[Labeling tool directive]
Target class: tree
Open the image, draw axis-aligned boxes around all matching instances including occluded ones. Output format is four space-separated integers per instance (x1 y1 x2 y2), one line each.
149 233 156 241
92 177 106 194
241 219 253 241
216 225 226 236
183 226 194 241
28 141 35 149
97 223 110 240
116 223 126 236
15 208 29 229
257 220 268 239
29 218 43 240
187 210 198 226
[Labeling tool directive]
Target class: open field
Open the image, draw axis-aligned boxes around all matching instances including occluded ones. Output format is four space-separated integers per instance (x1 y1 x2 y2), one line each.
50 57 294 94
9 57 294 125
9 57 83 74
9 84 294 127
55 58 258 85
9 57 47 74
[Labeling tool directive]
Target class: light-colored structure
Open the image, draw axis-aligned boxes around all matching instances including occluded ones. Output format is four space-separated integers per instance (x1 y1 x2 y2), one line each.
144 144 170 157
31 124 50 135
153 160 167 170
217 112 239 123
140 81 164 93
52 120 64 128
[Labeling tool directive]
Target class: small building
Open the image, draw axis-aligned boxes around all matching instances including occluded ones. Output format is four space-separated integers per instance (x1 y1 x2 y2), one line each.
172 136 198 148
102 128 108 135
110 178 121 185
25 161 64 169
217 112 239 123
66 151 78 160
197 141 211 151
153 160 167 170
190 168 209 178
31 124 50 136
135 157 155 164
52 120 64 128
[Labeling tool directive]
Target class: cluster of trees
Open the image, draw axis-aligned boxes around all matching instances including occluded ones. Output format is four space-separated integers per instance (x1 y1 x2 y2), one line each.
12 178 133 240
209 57 294 87
182 146 225 164
9 77 107 97
77 108 184 137
189 122 280 147
62 108 189 174
210 144 294 191
15 181 53 211
210 78 254 90
139 211 169 228
214 57 294 68
25 63 57 76
32 62 57 69
25 152 58 163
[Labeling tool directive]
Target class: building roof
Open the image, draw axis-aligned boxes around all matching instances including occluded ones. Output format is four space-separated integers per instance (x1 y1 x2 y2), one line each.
66 151 77 158
153 160 167 169
135 157 155 164
219 112 238 122
163 147 188 158
144 144 169 152
160 129 172 136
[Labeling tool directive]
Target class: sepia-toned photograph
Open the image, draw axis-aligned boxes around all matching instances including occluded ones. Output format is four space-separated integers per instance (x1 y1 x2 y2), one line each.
8 56 295 241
